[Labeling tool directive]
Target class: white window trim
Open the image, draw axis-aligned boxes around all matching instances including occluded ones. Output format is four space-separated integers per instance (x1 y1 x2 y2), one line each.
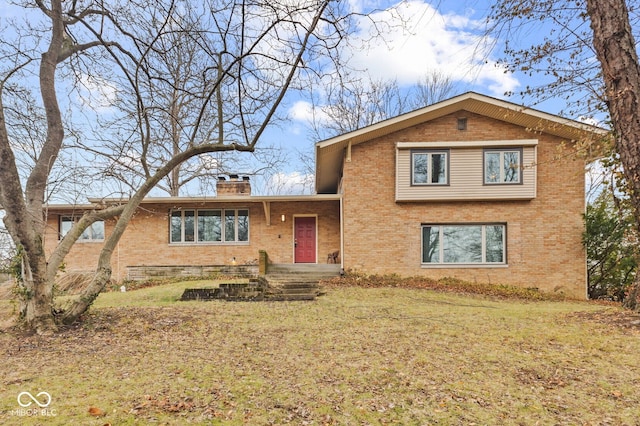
411 149 449 186
484 148 523 185
421 223 507 267
170 208 249 245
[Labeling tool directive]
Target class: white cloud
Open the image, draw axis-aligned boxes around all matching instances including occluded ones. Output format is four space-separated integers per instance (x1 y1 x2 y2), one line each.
288 100 328 124
346 1 519 96
264 171 314 195
287 1 520 129
77 74 118 112
578 116 606 128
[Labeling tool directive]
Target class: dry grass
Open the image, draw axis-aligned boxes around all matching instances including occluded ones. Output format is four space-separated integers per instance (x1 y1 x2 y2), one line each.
1 281 639 425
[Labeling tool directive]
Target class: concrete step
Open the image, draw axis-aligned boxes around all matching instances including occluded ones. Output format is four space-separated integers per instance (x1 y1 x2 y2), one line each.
264 264 338 302
267 263 341 276
276 282 319 289
266 283 318 292
264 276 321 301
266 276 326 285
265 294 316 302
179 266 335 302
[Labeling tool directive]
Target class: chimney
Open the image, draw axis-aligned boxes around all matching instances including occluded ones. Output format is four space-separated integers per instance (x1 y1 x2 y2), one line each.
217 175 251 196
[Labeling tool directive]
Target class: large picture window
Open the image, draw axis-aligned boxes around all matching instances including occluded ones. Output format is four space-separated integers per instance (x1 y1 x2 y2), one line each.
171 209 249 243
60 216 105 241
484 149 522 184
412 150 448 185
422 224 505 264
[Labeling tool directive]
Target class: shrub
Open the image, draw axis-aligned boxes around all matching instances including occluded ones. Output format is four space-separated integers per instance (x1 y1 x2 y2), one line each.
322 270 567 301
583 189 637 301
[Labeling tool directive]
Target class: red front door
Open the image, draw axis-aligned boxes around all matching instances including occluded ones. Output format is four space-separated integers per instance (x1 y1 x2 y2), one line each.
294 216 316 263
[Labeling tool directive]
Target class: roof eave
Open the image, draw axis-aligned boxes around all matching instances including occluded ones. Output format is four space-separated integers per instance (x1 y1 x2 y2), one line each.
314 92 609 193
45 194 342 211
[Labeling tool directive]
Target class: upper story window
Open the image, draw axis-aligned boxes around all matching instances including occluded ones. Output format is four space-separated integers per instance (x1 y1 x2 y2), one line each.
171 209 249 244
484 148 522 184
60 216 105 241
412 150 449 185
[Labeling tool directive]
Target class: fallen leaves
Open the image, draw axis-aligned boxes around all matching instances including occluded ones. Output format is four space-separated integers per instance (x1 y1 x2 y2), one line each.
88 406 105 416
1 287 640 425
321 272 570 301
568 309 640 333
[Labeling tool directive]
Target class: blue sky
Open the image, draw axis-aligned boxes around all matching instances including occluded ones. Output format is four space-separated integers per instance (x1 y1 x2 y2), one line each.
286 0 518 125
271 0 567 193
0 0 598 197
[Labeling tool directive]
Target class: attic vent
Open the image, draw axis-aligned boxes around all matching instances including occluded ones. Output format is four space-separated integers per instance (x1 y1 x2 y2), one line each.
457 117 467 131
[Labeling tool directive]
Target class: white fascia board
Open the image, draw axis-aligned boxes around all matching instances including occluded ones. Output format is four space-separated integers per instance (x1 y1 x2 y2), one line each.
396 139 539 149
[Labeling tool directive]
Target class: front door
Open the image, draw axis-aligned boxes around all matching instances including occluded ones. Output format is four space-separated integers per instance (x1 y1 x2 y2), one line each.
294 216 316 263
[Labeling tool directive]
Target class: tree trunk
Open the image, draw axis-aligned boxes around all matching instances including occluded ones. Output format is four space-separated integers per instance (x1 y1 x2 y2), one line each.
20 277 57 334
10 0 67 332
18 256 57 334
60 264 112 325
587 0 640 310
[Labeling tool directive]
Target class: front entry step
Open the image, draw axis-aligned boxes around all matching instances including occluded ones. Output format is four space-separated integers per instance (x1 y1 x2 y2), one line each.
180 281 268 302
264 263 341 300
179 279 325 302
179 264 341 302
267 263 341 276
264 281 321 301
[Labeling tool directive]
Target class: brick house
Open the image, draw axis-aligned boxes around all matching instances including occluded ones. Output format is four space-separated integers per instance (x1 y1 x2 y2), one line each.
45 92 604 298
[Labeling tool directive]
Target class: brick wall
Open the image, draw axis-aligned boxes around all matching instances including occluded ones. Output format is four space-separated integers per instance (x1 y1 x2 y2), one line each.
216 175 251 195
45 199 341 281
43 109 588 298
341 111 587 298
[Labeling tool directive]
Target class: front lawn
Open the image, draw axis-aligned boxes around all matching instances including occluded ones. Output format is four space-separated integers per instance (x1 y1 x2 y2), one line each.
1 281 639 425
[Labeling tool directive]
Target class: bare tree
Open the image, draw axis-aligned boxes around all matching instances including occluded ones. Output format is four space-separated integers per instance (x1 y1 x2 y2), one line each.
486 1 608 116
586 0 640 309
0 210 15 274
0 0 391 333
411 72 457 110
310 71 456 140
81 11 289 197
298 70 456 176
486 0 640 309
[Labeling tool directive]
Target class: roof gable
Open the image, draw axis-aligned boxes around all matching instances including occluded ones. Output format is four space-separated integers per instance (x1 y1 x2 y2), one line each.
314 91 607 194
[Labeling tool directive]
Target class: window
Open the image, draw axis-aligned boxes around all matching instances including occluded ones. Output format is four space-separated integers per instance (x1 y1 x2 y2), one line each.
484 149 522 184
198 210 222 242
422 224 505 264
171 209 249 243
59 216 105 241
412 150 448 185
